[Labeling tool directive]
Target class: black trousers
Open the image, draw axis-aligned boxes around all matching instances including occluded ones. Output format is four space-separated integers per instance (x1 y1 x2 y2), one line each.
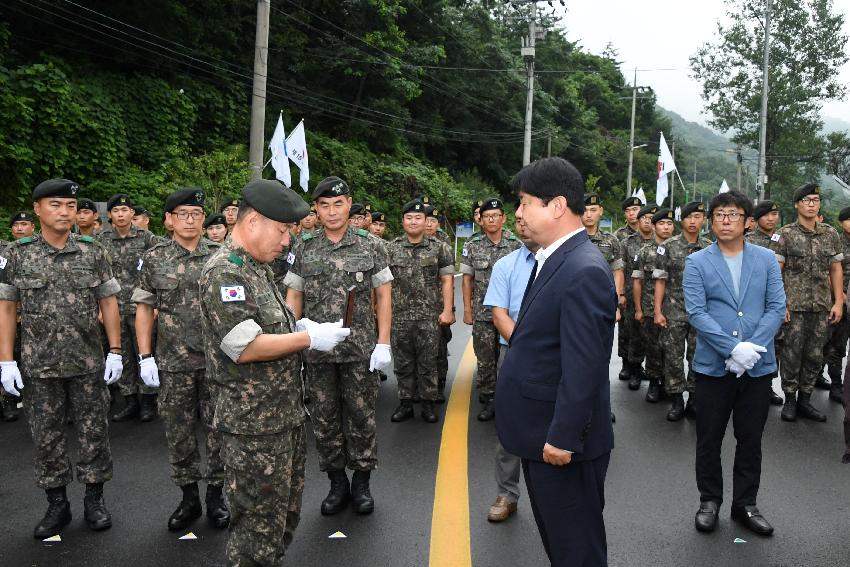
695 371 772 509
522 453 610 567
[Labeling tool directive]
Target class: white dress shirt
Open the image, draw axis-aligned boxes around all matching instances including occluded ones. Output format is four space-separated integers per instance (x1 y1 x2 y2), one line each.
534 226 585 280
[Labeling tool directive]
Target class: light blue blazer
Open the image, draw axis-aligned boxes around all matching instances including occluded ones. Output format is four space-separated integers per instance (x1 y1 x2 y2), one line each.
683 241 786 378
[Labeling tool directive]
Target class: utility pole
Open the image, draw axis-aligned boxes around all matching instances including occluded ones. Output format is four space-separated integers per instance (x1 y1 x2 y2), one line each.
756 0 771 201
521 4 536 166
626 68 637 197
248 0 271 180
736 146 743 192
547 131 552 158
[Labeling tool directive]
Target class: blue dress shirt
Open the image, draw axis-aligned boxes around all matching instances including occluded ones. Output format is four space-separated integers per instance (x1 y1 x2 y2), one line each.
483 245 537 346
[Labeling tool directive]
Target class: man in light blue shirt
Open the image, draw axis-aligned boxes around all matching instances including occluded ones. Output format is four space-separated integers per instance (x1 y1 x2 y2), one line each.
482 221 538 522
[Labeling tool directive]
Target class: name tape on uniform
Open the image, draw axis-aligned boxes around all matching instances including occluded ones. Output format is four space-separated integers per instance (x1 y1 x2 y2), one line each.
220 285 245 302
0 256 7 270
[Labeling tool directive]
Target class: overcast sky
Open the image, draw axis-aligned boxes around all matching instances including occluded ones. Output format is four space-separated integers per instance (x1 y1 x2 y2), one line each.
559 0 850 130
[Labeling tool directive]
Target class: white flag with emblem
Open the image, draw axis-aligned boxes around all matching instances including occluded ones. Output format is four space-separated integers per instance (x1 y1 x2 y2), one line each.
635 187 647 205
656 132 676 206
269 113 291 187
286 120 310 192
719 179 730 193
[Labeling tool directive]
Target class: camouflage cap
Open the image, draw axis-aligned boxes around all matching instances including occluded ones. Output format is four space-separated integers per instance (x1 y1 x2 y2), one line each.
752 200 778 220
107 193 133 211
164 187 205 212
792 183 820 203
651 207 674 224
680 201 706 219
33 178 79 201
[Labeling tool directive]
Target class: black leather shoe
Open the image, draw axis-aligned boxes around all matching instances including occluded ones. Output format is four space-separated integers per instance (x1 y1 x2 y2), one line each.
321 470 350 516
694 501 719 533
168 483 202 531
477 400 495 421
112 395 140 422
83 483 112 531
769 389 784 406
780 395 797 422
815 374 831 390
205 484 230 529
421 401 439 423
139 394 157 422
627 372 641 391
797 392 827 422
731 505 774 536
666 394 685 421
34 487 72 539
645 380 661 403
350 470 374 515
391 401 414 422
829 383 844 404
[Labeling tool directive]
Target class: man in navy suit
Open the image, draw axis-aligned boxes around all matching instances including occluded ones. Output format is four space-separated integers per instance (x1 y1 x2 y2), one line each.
496 157 617 567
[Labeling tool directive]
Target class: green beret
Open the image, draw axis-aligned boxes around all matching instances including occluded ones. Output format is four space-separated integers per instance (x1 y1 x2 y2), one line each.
680 201 706 219
203 213 226 228
32 178 80 201
652 207 674 224
584 193 601 206
220 198 240 212
402 199 425 215
241 180 310 223
349 203 367 216
637 205 657 219
480 198 504 214
107 193 133 211
792 183 820 203
77 198 97 213
839 207 850 223
312 176 350 200
752 200 778 220
10 211 33 226
622 196 642 210
164 187 205 213
371 212 385 222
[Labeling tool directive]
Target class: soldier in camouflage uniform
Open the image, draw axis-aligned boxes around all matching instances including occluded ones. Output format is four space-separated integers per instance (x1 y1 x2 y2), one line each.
0 178 122 538
633 207 675 403
582 193 625 308
460 198 521 422
204 213 228 244
76 198 100 237
300 204 319 235
369 211 387 239
96 193 161 422
425 202 453 247
387 199 455 423
221 197 239 234
11 211 36 240
823 206 850 404
653 201 712 421
285 176 393 517
622 204 657 389
0 236 21 423
424 203 454 401
774 183 844 423
133 188 230 532
201 180 350 566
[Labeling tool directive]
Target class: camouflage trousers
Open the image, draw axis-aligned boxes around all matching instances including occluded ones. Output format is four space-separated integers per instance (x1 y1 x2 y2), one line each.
617 295 634 360
305 361 378 472
625 307 646 367
159 369 224 488
116 314 156 397
781 311 830 395
26 371 113 489
437 325 452 394
639 318 664 381
823 308 849 382
222 426 305 567
472 320 500 397
392 319 440 402
662 321 697 394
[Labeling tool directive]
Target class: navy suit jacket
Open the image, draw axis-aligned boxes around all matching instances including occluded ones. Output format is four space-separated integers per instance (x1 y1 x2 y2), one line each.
496 231 617 462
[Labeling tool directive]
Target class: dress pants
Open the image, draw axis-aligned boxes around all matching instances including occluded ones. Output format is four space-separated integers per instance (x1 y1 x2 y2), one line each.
494 345 521 502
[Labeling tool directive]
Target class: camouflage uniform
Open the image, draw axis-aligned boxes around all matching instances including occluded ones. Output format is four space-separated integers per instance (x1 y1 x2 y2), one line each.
614 226 637 359
823 232 850 384
774 222 843 395
632 240 664 382
387 236 454 401
653 234 713 394
96 226 160 396
432 230 454 394
132 238 224 488
0 234 119 488
283 227 393 472
588 229 624 273
459 232 521 398
746 229 785 363
200 242 307 567
623 232 654 368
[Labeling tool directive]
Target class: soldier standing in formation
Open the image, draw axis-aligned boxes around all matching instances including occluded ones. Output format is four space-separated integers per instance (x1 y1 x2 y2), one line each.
369 211 386 238
460 198 521 421
582 193 626 313
299 204 319 235
133 188 230 532
221 198 239 234
132 206 151 231
622 204 656 389
0 178 123 538
204 213 228 244
285 176 394 516
11 211 36 239
825 206 850 405
653 201 713 421
387 199 455 423
424 202 453 401
615 196 644 380
75 198 100 237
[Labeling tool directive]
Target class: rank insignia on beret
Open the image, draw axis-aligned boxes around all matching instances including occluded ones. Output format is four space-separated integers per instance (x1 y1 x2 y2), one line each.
365 204 372 212
422 195 430 204
194 191 203 203
414 204 422 211
331 183 345 195
220 285 245 302
477 200 484 207
433 209 440 216
70 184 79 195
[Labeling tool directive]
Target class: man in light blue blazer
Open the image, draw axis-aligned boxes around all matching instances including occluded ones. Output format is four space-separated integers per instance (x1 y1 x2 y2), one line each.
683 190 786 537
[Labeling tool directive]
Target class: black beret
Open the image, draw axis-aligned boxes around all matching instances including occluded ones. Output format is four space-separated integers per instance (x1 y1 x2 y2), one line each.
472 200 484 215
584 193 601 206
425 205 440 218
241 180 310 223
752 200 778 220
371 212 385 222
349 203 367 216
652 207 674 224
680 201 706 219
107 193 133 211
479 198 504 214
77 198 97 213
220 198 240 211
10 211 33 226
32 178 80 201
622 196 643 210
839 207 850 223
637 205 657 219
421 195 431 206
312 176 350 200
164 187 205 213
308 204 317 215
401 199 426 215
203 213 226 229
793 183 820 203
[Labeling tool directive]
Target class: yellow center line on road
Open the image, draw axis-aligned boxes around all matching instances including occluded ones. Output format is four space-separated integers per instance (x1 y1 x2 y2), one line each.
429 337 476 567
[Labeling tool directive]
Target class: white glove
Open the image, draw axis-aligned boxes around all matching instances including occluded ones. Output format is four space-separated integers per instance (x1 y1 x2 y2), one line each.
104 353 123 385
724 357 747 378
0 361 23 396
305 319 351 352
730 342 767 370
369 344 392 372
139 357 160 388
295 317 314 333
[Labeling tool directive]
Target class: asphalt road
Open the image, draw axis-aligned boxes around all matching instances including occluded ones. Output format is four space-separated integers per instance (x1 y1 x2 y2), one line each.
2 285 849 566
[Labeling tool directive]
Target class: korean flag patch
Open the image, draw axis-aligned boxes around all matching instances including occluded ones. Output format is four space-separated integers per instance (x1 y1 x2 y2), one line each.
220 285 245 302
770 233 781 242
656 246 666 256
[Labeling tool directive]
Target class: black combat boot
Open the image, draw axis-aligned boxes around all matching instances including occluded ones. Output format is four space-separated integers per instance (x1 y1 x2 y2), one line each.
350 470 374 515
139 393 157 422
815 372 831 390
796 392 827 422
421 401 438 423
627 367 642 391
828 371 844 404
645 380 662 403
666 393 685 422
112 395 140 422
34 486 72 539
780 393 797 422
321 470 350 516
477 396 495 421
83 482 112 531
168 482 202 531
1 395 20 422
205 484 230 529
390 400 414 422
618 361 631 381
